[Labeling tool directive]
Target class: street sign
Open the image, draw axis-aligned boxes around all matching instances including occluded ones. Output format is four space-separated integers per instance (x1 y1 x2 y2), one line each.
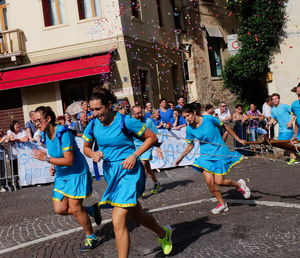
228 34 240 55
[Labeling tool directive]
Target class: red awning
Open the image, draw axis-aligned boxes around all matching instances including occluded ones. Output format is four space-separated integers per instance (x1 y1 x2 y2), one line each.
0 54 111 91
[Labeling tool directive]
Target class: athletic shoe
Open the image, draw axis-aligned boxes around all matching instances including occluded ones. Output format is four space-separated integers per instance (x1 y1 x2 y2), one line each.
79 237 100 252
158 225 173 255
92 203 102 226
211 202 229 214
150 183 162 194
287 158 300 165
0 187 6 193
237 179 251 199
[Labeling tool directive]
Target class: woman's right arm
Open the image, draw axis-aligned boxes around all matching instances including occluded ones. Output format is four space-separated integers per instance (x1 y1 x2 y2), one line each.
83 141 104 162
175 143 194 166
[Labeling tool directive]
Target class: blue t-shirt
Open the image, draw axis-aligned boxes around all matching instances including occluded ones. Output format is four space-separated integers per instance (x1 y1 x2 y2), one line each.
271 104 293 134
151 118 163 128
144 111 152 119
185 115 238 161
159 108 173 123
83 112 146 162
44 125 89 177
25 120 37 135
170 116 187 126
133 117 157 150
291 99 300 137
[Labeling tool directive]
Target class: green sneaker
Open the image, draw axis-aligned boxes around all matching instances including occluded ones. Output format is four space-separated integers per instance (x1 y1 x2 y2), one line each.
158 225 173 255
150 183 162 195
287 158 299 165
79 237 100 252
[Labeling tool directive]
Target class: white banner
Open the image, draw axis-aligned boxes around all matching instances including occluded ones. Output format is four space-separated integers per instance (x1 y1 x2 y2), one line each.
16 128 199 186
150 128 199 169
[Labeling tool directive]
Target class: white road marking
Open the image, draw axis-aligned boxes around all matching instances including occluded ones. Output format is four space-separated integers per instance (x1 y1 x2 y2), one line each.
0 198 299 255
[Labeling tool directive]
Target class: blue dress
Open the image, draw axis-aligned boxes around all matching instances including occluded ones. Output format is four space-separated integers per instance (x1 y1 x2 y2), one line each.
83 112 146 208
133 117 158 161
291 99 300 138
271 104 294 140
45 125 92 201
186 116 243 175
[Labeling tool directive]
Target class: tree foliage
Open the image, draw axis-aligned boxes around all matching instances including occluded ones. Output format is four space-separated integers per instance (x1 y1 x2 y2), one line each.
222 0 287 104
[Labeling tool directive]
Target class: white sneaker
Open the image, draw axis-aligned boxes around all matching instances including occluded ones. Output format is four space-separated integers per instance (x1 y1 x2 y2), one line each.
237 179 251 199
211 202 229 214
0 187 6 193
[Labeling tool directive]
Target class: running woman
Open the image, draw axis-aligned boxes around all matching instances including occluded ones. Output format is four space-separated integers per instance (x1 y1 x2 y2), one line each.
32 106 101 252
175 104 251 214
131 105 163 196
82 89 172 258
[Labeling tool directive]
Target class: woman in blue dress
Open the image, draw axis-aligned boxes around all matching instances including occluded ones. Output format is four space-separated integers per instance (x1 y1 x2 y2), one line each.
82 89 172 258
32 106 101 252
176 104 251 214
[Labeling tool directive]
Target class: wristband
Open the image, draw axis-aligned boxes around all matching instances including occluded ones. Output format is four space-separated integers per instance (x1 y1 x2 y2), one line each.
132 153 139 158
45 156 51 163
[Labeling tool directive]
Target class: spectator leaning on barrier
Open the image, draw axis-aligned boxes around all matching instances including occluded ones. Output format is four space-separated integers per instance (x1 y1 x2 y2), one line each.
202 104 215 116
176 96 186 110
214 102 232 142
262 96 274 138
65 112 77 130
74 112 89 137
25 111 37 141
77 101 93 120
144 101 153 119
170 108 187 130
159 98 173 123
151 109 164 129
0 129 7 192
246 104 267 142
7 120 29 185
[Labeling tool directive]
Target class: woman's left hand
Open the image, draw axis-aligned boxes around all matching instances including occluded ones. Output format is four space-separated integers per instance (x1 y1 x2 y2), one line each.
32 149 47 161
121 155 137 170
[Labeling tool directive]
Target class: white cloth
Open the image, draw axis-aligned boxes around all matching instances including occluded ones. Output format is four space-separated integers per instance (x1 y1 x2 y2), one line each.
214 108 231 121
262 103 272 118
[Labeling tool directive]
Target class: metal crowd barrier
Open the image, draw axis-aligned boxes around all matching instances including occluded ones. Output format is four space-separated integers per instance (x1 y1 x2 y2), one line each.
0 145 19 192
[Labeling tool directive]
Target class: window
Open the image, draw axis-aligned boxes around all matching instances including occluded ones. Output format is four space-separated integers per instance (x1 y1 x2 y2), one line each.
131 0 141 19
42 0 66 27
207 37 222 77
77 0 101 20
138 69 150 105
0 0 8 30
156 0 163 27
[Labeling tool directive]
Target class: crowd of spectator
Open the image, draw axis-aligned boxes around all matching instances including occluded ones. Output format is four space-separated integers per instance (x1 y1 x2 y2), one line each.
0 90 299 193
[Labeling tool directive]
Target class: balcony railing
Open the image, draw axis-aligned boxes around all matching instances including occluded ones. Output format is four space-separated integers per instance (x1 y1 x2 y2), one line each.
0 29 26 58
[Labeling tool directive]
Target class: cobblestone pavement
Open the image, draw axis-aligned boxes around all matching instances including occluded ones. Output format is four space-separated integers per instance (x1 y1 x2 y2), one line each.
0 157 300 257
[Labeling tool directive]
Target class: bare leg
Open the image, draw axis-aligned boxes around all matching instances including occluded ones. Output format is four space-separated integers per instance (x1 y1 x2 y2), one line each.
214 175 240 188
142 160 158 184
112 207 130 258
129 203 165 238
53 197 73 215
68 198 93 236
203 171 225 205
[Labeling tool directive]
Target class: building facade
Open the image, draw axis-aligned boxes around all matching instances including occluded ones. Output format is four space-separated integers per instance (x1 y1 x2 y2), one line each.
175 0 238 106
267 0 300 105
0 0 184 130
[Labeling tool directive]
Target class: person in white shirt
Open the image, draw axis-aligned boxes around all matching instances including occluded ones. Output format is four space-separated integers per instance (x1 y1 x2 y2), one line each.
262 96 274 138
214 103 232 141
